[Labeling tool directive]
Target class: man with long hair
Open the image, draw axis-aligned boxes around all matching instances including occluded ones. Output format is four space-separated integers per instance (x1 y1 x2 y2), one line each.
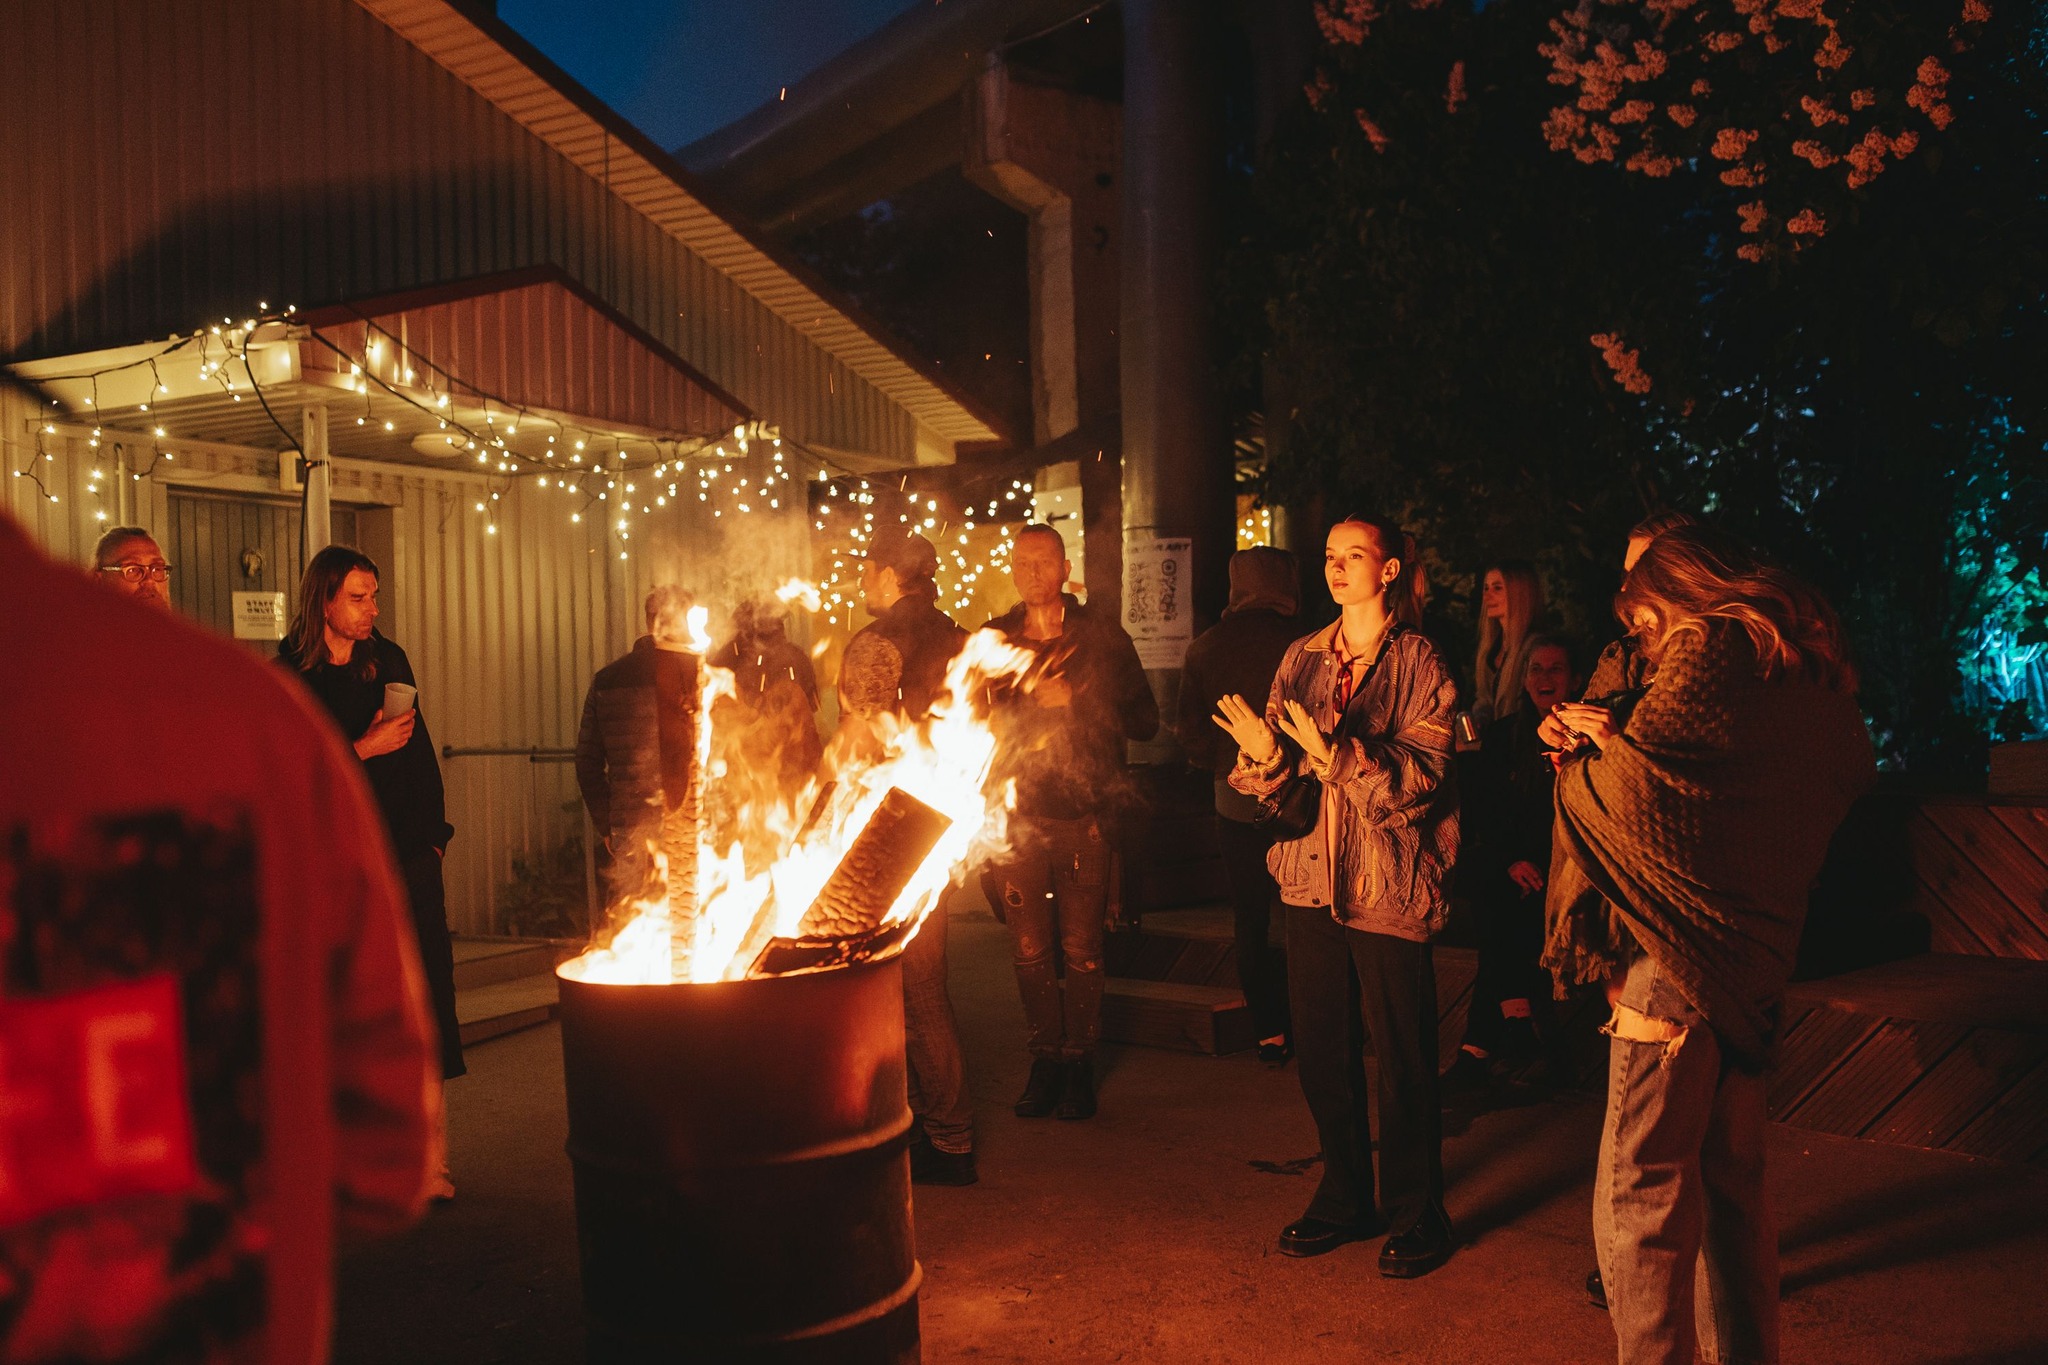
282 546 463 1200
1542 526 1874 1363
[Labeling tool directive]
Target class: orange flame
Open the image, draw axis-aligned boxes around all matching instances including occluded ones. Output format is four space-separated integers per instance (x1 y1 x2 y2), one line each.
561 628 1035 985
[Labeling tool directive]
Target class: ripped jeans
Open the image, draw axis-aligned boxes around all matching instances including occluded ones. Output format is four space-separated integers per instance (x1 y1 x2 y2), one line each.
993 816 1110 1060
1596 953 1778 1365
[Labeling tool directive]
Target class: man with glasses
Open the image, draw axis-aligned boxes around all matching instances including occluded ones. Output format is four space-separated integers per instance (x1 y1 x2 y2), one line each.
92 525 173 609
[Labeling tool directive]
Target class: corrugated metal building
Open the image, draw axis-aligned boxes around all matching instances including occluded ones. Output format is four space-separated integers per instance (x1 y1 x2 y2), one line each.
1 0 1007 932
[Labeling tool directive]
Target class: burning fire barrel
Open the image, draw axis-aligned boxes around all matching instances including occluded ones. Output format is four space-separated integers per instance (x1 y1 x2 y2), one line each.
558 956 920 1363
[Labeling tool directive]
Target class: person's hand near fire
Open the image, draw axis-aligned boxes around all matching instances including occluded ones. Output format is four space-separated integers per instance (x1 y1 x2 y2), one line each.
353 707 416 760
1213 695 1334 770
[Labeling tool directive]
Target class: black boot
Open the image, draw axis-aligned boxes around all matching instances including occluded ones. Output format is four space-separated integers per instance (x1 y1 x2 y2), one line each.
1377 1203 1456 1279
1053 1057 1096 1120
1014 1057 1065 1118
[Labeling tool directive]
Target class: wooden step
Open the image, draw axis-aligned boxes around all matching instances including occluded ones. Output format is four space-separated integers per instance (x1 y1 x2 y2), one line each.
452 937 570 991
455 971 560 1046
1772 954 2048 1165
1101 978 1258 1055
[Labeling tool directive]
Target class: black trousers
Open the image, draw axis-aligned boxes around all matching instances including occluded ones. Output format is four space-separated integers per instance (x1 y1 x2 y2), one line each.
1217 815 1290 1041
1464 886 1551 1055
400 847 467 1080
1285 903 1442 1232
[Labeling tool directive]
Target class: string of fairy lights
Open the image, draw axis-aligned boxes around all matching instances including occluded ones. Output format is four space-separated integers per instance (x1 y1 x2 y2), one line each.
8 303 1072 629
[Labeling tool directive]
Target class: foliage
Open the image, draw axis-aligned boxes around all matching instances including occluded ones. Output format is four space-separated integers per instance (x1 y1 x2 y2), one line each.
1237 0 2048 779
497 807 591 940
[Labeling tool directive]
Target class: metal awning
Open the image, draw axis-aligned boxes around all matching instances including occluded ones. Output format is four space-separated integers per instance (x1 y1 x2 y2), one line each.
9 269 752 473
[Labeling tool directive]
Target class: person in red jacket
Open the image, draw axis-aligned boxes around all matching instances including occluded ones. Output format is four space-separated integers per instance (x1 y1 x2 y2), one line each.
0 509 436 1365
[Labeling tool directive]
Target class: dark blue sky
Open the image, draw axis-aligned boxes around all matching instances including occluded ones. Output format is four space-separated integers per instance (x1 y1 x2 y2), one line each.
501 0 914 154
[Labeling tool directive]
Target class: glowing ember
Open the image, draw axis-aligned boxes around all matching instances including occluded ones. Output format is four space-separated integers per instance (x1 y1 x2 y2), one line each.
561 628 1036 985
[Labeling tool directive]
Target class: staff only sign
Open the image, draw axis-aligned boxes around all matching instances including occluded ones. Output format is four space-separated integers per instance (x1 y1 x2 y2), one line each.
1123 535 1194 669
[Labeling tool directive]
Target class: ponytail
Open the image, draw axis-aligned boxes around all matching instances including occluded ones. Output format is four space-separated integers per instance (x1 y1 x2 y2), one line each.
1335 513 1425 629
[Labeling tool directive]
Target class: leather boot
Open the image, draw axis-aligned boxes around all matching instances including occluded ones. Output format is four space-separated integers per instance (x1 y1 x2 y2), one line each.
1013 1057 1065 1118
1053 1057 1097 1120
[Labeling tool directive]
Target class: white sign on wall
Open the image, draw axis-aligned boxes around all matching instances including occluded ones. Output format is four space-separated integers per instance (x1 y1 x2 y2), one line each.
1123 535 1194 669
231 591 287 641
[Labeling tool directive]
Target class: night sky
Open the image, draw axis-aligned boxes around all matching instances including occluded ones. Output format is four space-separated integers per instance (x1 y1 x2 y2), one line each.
501 0 916 155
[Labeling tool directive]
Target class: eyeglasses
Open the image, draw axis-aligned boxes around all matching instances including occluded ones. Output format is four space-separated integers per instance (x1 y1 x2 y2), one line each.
99 563 174 583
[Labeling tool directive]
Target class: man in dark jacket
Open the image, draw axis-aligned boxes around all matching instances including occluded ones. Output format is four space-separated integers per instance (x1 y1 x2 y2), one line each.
1174 547 1301 1063
837 528 976 1185
280 544 461 1200
984 523 1159 1120
575 586 701 914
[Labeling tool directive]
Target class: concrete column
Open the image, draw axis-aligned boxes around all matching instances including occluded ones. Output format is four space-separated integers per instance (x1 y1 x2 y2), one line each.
1120 0 1233 750
301 403 330 556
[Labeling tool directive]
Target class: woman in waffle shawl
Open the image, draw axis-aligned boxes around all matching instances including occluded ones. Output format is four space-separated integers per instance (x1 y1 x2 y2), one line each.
1542 525 1873 1365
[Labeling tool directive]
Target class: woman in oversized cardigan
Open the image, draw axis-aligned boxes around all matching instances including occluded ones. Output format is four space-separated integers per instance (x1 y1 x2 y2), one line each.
1215 514 1461 1278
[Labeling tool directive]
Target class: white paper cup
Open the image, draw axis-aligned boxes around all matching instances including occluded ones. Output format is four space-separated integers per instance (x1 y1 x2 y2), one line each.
382 682 418 716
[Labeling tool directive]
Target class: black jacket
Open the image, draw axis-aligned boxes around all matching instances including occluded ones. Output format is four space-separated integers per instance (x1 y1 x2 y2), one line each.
281 631 453 859
984 594 1159 821
574 637 698 844
840 590 967 722
1467 703 1556 902
1174 606 1300 818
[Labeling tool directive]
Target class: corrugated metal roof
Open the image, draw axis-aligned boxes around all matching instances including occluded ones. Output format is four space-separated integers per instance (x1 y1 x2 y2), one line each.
354 0 1005 450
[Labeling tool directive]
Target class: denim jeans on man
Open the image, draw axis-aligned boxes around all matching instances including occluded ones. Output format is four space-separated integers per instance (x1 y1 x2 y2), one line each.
1285 903 1443 1233
902 891 973 1155
1596 951 1778 1365
994 815 1110 1059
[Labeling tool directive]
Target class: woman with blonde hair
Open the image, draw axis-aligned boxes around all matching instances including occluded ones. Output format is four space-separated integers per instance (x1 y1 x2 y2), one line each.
1472 559 1544 724
1214 513 1460 1277
1542 525 1872 1364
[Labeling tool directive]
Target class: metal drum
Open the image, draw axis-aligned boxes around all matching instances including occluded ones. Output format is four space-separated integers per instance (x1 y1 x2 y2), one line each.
557 956 920 1363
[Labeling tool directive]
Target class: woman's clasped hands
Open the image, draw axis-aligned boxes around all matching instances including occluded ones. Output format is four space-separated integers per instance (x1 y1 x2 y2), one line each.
1213 694 1335 769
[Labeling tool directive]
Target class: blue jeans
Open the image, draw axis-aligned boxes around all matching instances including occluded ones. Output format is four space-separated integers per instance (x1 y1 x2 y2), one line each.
995 816 1110 1060
1596 954 1778 1365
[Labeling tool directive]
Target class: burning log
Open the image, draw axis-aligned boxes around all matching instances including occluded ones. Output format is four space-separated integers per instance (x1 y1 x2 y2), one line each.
797 788 951 940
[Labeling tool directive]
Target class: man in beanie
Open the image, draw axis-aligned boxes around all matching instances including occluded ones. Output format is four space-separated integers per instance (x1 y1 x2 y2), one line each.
1174 547 1302 1063
836 526 977 1184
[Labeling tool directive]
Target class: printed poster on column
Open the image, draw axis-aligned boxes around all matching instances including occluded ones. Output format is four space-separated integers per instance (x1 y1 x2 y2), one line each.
1123 536 1194 669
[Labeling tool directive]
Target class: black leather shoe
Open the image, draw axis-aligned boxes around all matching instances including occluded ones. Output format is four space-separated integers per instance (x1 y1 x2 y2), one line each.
1257 1038 1294 1067
1278 1216 1373 1258
1378 1205 1455 1278
1053 1058 1097 1120
1014 1057 1065 1118
1586 1270 1608 1310
910 1143 979 1187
